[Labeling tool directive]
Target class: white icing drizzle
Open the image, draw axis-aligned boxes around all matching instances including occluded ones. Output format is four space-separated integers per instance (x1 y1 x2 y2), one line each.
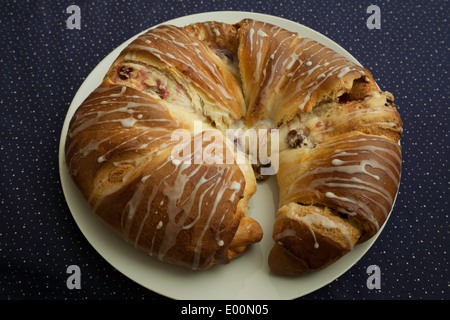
243 20 367 121
283 133 401 230
68 86 176 139
307 100 402 138
275 203 354 250
115 135 243 269
66 85 181 172
126 25 239 116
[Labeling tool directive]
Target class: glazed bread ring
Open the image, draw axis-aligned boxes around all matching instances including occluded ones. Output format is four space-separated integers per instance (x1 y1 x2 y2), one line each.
65 19 402 274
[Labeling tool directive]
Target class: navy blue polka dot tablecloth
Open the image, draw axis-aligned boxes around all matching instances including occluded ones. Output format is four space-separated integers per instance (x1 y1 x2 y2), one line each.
1 0 448 301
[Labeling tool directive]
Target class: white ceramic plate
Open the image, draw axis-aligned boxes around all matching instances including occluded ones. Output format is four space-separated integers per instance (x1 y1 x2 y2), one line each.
59 11 393 300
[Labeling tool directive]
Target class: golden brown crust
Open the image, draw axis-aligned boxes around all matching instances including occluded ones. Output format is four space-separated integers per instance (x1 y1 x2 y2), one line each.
301 92 403 144
277 131 401 242
237 19 379 126
65 81 261 270
270 88 402 274
269 203 361 275
183 21 240 55
109 24 245 130
65 18 403 274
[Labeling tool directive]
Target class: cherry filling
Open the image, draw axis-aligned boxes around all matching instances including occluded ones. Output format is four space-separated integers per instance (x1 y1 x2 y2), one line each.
118 66 134 80
153 79 169 100
115 64 169 100
287 130 304 148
